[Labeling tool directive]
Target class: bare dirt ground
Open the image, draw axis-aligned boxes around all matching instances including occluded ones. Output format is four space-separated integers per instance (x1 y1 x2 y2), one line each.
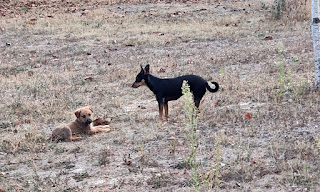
0 0 319 191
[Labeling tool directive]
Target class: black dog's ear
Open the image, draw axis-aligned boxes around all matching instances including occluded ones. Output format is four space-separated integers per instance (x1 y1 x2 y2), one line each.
140 65 144 73
144 64 150 74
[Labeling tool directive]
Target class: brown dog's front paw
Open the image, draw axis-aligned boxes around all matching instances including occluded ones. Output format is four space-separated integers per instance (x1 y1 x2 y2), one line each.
71 136 82 141
93 118 111 126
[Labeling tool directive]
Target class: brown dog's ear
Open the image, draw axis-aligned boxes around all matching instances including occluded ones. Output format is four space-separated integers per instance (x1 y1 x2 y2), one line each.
144 64 150 74
74 109 81 118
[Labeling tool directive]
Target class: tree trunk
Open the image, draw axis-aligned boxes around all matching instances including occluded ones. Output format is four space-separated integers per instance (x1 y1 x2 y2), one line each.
312 0 320 89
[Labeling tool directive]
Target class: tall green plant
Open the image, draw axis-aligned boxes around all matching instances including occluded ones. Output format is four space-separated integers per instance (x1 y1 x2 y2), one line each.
276 42 309 100
277 42 286 97
182 80 200 190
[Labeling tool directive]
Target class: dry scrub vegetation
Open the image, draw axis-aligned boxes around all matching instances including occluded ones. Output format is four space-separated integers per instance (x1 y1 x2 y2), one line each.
0 0 319 191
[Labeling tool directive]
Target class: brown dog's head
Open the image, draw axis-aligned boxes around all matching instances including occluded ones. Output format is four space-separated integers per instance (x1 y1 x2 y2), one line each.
74 106 93 125
93 118 110 126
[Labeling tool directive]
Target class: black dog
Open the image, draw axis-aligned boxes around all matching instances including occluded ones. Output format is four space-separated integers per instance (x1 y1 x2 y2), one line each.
132 65 219 121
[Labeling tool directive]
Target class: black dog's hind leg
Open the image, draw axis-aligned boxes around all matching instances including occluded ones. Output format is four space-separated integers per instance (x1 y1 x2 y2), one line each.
194 99 201 108
194 94 204 109
193 88 206 109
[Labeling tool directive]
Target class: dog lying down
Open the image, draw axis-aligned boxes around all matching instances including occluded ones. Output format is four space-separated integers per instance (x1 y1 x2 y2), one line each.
50 106 110 142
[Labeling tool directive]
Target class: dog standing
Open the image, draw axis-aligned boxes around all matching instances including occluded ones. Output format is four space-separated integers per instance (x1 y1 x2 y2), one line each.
50 106 110 142
132 65 219 121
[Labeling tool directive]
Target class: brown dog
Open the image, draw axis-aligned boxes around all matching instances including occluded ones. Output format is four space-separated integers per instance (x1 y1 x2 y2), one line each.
50 106 110 142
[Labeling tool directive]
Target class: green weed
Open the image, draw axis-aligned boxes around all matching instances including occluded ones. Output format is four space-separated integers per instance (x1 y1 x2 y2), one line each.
182 80 200 191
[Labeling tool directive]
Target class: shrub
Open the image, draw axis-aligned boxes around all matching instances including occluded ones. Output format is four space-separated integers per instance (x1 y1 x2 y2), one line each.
271 0 311 22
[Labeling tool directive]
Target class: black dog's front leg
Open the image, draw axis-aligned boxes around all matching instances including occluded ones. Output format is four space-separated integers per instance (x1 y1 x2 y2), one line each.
158 102 164 121
157 97 165 121
164 102 169 121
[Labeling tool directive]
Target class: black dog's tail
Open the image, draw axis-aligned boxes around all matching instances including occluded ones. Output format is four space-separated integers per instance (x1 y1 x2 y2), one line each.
206 82 219 92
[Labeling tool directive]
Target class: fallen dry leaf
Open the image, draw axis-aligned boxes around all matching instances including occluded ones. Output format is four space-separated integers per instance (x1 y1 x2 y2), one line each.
245 113 252 119
84 77 93 81
159 68 166 73
264 36 273 40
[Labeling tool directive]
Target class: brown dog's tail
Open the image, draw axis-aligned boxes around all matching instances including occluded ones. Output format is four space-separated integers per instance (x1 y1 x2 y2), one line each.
206 82 219 93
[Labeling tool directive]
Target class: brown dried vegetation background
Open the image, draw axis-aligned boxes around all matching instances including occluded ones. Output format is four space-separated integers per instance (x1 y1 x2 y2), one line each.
0 0 319 191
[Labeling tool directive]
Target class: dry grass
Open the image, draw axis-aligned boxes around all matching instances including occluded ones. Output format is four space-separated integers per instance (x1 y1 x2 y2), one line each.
0 0 319 191
287 0 311 21
265 0 311 21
